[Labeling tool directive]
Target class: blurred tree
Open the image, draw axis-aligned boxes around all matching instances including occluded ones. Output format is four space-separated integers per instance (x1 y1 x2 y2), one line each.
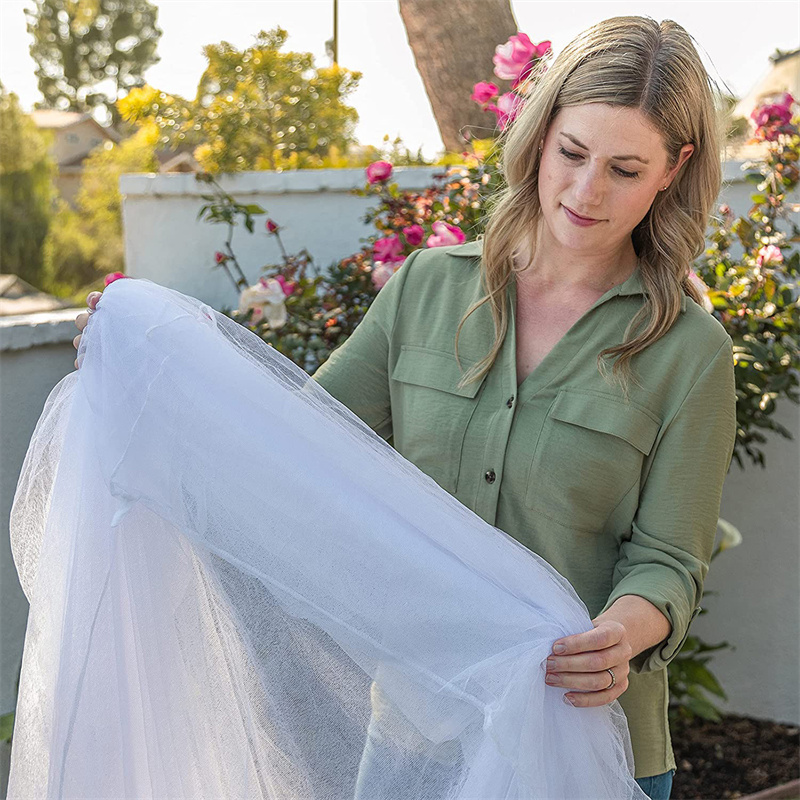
0 81 57 288
25 0 162 128
118 27 362 173
398 0 518 153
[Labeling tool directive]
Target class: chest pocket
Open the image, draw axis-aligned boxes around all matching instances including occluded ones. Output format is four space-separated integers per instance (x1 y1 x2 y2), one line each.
391 345 484 494
525 389 661 533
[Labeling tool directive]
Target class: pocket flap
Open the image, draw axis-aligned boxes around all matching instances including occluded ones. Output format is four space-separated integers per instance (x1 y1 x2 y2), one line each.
549 389 661 455
391 346 482 398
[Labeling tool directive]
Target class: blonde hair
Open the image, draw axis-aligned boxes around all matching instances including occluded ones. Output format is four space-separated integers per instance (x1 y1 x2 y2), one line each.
454 16 727 397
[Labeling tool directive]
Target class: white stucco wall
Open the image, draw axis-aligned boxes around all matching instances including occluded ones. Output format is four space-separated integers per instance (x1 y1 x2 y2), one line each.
694 396 800 726
119 166 446 311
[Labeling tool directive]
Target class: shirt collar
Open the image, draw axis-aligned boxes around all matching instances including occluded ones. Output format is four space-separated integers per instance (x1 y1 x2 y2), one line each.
447 239 687 313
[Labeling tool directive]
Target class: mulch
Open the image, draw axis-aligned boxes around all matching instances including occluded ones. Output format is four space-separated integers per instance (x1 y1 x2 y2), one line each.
670 712 800 799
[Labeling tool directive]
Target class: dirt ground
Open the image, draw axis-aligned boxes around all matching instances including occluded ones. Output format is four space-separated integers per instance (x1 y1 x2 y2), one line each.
670 712 799 799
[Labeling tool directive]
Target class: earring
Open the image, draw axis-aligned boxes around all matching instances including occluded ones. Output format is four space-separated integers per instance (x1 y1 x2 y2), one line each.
661 185 668 191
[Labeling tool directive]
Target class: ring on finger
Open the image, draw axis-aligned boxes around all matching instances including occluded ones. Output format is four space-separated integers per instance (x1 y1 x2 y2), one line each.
605 668 616 690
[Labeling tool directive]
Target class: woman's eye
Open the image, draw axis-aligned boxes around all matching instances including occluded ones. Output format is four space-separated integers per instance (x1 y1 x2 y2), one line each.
557 146 639 179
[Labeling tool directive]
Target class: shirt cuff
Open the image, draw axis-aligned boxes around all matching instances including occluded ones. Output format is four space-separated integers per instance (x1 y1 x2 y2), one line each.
599 571 702 674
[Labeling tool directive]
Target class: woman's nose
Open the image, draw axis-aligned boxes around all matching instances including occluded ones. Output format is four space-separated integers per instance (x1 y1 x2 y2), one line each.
572 168 605 206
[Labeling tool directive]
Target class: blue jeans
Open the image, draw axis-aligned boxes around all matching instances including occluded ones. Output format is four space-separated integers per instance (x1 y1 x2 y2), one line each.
635 768 676 800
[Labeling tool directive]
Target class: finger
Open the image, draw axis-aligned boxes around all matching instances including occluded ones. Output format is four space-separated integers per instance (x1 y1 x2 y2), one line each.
87 291 102 308
74 358 79 370
73 333 82 350
546 642 631 674
546 665 626 692
76 311 90 331
564 678 627 708
552 623 622 655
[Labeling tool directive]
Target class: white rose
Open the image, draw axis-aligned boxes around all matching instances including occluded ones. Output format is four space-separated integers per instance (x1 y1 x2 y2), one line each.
238 278 288 329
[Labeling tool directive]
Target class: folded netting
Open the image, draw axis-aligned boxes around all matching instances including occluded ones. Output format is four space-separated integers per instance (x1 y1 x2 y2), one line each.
8 277 649 800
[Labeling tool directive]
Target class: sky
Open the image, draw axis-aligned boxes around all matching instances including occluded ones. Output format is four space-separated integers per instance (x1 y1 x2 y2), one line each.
1 0 798 159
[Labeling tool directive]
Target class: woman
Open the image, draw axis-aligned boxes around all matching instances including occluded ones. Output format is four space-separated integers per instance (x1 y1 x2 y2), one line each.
74 16 737 800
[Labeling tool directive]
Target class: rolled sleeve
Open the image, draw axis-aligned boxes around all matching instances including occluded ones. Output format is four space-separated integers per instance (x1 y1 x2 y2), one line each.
310 248 422 440
600 337 738 674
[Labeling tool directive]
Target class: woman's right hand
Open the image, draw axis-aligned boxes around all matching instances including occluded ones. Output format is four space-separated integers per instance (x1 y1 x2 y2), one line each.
73 291 102 369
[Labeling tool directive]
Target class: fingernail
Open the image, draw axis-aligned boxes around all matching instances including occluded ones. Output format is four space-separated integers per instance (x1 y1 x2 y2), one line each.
554 644 566 654
563 695 574 706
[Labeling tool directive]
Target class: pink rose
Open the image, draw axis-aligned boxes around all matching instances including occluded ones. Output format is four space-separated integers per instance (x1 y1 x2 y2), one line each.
487 92 524 131
751 93 796 141
493 32 536 81
402 224 424 246
366 161 393 184
239 278 288 329
756 245 783 268
471 82 499 105
373 234 404 263
265 219 279 234
214 251 227 264
425 221 466 248
371 261 400 290
273 274 297 296
104 272 128 286
492 33 551 83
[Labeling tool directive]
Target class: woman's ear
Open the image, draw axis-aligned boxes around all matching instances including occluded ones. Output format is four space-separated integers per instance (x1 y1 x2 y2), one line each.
665 143 695 186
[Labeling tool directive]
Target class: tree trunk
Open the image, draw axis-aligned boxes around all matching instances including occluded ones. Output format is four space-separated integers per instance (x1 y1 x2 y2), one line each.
398 0 518 153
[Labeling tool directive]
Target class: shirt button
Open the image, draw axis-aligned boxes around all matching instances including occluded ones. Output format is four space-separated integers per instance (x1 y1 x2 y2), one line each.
506 395 515 408
484 469 496 484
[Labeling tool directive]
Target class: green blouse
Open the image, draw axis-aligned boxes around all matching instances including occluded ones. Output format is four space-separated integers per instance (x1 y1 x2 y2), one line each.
311 238 737 779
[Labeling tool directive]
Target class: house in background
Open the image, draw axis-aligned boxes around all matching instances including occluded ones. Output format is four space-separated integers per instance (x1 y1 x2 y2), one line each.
727 47 800 161
29 109 122 206
30 109 202 208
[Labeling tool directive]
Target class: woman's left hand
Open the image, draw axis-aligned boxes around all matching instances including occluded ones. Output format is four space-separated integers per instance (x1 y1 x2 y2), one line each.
545 619 633 707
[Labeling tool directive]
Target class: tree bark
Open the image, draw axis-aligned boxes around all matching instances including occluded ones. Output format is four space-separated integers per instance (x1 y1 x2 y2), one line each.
398 0 518 153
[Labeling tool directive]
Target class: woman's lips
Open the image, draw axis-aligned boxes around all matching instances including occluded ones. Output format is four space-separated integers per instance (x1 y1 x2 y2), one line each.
562 205 603 227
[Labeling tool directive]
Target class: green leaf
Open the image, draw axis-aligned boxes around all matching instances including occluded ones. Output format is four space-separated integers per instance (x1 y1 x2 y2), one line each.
684 662 728 699
0 711 14 742
684 694 723 721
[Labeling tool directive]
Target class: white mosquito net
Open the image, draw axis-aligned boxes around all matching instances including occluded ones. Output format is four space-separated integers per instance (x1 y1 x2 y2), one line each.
9 277 649 799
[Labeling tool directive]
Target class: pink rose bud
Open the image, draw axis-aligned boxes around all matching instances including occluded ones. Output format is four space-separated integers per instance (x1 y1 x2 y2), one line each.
274 275 297 296
471 82 499 105
104 272 128 286
266 219 279 234
366 161 393 184
402 225 424 246
215 251 227 264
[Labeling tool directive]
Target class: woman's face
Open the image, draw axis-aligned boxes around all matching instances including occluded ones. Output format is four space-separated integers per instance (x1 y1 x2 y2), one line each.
537 103 694 256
